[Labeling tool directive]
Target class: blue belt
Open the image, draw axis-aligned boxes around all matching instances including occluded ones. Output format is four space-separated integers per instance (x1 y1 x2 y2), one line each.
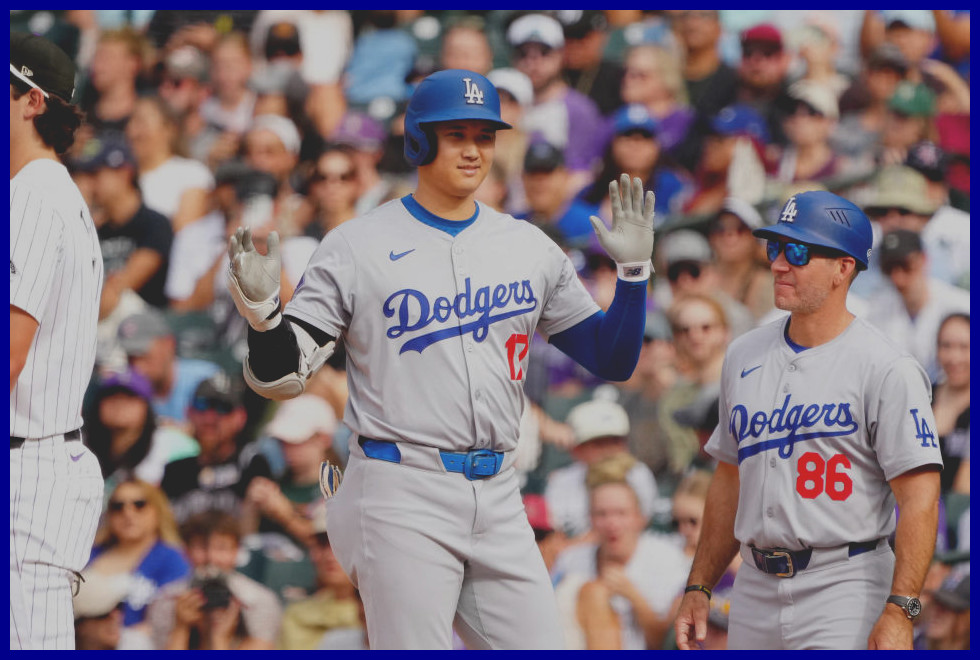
359 437 504 481
751 539 882 578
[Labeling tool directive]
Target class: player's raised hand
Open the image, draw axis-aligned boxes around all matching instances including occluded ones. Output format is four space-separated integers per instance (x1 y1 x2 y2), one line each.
589 173 655 270
227 226 282 331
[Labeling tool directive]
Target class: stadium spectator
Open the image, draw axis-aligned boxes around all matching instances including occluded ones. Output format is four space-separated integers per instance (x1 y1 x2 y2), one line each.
84 479 190 648
439 19 493 76
330 111 393 215
544 398 659 539
147 510 282 649
669 470 711 563
931 313 970 495
557 11 624 116
157 46 215 164
865 229 970 382
775 80 843 184
736 23 792 146
524 494 569 581
242 114 305 237
924 564 970 650
200 33 257 137
792 15 851 101
83 368 199 490
277 511 362 650
674 10 738 117
554 468 688 650
85 134 173 317
83 28 146 134
879 81 936 167
73 571 129 650
620 45 693 156
509 12 605 192
117 308 221 428
127 96 214 233
304 144 362 239
519 141 593 247
706 197 774 322
343 10 416 108
485 68 533 199
160 374 272 523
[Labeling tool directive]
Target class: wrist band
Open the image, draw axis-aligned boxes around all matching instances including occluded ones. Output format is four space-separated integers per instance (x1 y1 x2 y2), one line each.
685 584 712 600
617 260 652 282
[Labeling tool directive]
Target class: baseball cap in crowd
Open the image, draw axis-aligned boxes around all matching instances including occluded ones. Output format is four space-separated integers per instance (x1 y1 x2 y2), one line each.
612 104 659 138
523 141 565 173
117 309 172 356
486 68 534 108
930 565 970 612
566 399 630 446
249 114 302 156
786 80 839 120
100 368 154 401
905 142 949 183
73 133 136 173
741 23 783 55
888 82 936 118
164 45 209 83
264 394 337 444
644 310 672 342
192 372 242 411
265 21 302 60
555 10 606 40
709 105 770 143
73 570 130 621
718 196 765 231
522 494 554 535
660 229 713 267
333 111 387 151
865 166 938 216
881 10 936 33
879 229 924 272
507 14 565 50
867 43 909 76
10 31 76 102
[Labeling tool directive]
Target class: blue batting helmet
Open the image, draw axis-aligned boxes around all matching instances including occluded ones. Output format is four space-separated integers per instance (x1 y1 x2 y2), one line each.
403 69 512 167
753 191 873 270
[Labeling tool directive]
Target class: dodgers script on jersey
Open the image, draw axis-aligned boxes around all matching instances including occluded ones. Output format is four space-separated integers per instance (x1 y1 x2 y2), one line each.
285 198 599 452
705 317 943 549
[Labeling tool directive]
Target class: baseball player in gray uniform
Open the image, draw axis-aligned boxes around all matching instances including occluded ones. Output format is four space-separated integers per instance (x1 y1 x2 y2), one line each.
10 33 105 649
226 69 656 649
674 191 943 650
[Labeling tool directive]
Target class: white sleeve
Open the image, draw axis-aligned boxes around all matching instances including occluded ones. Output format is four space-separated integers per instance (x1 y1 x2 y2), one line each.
10 181 62 321
535 239 601 338
283 227 356 338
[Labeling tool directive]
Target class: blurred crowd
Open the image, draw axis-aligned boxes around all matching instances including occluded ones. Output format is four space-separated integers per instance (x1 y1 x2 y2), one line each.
13 9 968 650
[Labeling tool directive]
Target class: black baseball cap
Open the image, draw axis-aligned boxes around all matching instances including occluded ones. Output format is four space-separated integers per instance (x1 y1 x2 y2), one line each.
879 229 924 270
73 133 136 173
10 31 77 102
524 141 564 173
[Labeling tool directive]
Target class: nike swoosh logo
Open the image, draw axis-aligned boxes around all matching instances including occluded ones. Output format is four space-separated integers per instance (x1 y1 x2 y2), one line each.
70 453 84 462
740 366 762 378
389 249 415 261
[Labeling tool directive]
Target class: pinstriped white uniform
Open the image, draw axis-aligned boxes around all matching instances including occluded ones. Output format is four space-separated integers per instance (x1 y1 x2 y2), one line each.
10 159 105 649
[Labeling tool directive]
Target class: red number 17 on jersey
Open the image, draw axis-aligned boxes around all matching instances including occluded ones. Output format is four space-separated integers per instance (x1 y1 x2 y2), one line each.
506 333 529 381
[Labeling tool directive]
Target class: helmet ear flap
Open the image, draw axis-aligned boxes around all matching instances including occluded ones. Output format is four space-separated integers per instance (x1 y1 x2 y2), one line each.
417 125 437 166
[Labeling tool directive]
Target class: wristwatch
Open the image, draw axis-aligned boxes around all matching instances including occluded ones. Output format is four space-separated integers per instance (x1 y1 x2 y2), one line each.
886 595 922 620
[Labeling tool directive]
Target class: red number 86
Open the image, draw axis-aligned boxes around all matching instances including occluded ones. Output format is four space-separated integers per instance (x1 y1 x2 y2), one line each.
796 452 852 501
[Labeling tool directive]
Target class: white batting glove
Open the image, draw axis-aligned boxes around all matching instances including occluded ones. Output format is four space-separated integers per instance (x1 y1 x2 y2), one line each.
227 226 282 332
589 173 656 282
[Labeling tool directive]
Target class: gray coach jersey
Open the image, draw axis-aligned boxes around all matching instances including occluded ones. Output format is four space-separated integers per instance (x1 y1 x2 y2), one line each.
705 317 943 549
10 160 104 437
286 199 599 453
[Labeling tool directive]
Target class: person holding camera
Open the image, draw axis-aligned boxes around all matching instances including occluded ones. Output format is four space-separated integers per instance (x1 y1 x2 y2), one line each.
146 510 281 650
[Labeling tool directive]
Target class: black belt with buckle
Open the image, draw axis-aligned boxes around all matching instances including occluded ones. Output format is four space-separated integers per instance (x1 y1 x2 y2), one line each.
10 428 82 449
751 539 882 578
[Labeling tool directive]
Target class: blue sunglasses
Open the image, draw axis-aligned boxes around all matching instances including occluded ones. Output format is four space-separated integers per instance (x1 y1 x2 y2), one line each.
766 240 840 267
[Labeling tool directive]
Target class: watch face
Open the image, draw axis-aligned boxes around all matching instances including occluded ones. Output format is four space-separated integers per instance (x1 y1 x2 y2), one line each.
907 598 922 618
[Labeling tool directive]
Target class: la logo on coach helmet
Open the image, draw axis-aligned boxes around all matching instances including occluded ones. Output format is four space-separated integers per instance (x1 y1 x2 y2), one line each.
463 78 484 105
780 196 798 224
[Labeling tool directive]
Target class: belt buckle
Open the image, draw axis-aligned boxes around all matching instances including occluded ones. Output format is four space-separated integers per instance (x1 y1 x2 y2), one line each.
772 549 796 578
462 449 500 481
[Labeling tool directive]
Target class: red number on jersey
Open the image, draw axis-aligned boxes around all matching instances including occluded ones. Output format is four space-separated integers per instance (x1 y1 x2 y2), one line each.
505 333 529 381
795 452 852 501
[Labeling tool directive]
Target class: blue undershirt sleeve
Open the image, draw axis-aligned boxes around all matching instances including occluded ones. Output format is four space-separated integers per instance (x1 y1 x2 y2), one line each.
549 279 647 381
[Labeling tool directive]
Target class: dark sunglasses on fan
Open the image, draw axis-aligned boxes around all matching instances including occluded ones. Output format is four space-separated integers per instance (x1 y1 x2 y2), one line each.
191 397 235 414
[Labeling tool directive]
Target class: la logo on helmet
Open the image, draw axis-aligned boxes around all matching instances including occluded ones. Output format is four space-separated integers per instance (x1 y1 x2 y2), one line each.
780 197 798 224
463 78 484 105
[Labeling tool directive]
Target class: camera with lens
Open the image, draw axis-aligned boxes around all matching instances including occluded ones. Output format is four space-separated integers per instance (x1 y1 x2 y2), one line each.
190 570 232 611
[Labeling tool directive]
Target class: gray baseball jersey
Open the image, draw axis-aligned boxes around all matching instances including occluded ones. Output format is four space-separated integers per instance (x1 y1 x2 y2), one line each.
10 159 105 649
285 198 599 451
705 316 943 549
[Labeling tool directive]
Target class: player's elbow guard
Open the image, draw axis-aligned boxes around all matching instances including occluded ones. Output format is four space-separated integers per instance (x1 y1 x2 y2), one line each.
243 321 336 401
